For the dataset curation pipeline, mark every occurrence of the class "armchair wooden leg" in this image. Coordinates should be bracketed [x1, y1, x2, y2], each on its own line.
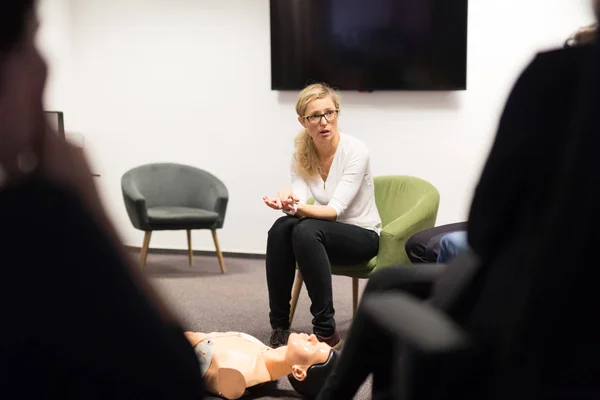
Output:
[186, 230, 193, 266]
[211, 229, 226, 274]
[352, 277, 359, 317]
[140, 231, 152, 268]
[290, 270, 304, 325]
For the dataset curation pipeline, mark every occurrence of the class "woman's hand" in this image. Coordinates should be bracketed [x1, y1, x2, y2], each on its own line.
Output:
[280, 196, 297, 213]
[263, 188, 299, 212]
[263, 195, 282, 210]
[277, 188, 299, 211]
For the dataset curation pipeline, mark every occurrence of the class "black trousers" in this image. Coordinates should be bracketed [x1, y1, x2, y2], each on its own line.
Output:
[405, 222, 468, 263]
[266, 215, 379, 336]
[315, 264, 445, 400]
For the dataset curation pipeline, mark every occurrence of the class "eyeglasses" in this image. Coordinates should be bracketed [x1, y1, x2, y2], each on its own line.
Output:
[303, 110, 339, 125]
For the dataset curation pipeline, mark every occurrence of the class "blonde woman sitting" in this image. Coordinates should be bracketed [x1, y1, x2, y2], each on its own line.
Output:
[262, 83, 382, 349]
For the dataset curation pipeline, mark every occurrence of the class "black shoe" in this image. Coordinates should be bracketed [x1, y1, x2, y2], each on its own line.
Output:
[316, 330, 343, 350]
[269, 327, 290, 348]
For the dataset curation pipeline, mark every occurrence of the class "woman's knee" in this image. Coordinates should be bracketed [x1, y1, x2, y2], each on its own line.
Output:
[291, 218, 322, 246]
[268, 215, 298, 237]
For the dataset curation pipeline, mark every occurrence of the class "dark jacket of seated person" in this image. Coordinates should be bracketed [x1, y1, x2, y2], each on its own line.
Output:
[316, 38, 600, 400]
[468, 43, 596, 264]
[0, 176, 205, 399]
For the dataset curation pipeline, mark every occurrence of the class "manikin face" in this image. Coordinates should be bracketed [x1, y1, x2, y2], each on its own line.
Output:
[285, 333, 331, 381]
[298, 96, 340, 147]
[0, 9, 48, 169]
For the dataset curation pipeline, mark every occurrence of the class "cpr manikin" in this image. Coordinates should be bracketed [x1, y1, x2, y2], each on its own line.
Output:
[184, 331, 339, 399]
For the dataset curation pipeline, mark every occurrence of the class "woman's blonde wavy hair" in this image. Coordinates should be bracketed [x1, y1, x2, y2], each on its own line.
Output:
[293, 83, 341, 179]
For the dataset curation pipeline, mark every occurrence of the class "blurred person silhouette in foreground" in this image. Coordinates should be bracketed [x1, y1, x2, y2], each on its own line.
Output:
[0, 2, 205, 398]
[316, 13, 600, 400]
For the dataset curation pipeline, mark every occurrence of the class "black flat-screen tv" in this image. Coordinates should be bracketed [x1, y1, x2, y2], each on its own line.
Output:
[270, 0, 468, 91]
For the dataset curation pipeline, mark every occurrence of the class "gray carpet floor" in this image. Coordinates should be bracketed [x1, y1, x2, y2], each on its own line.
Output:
[142, 251, 372, 399]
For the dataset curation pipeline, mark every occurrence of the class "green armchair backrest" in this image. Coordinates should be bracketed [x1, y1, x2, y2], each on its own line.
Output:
[375, 176, 438, 227]
[372, 175, 440, 270]
[318, 175, 440, 278]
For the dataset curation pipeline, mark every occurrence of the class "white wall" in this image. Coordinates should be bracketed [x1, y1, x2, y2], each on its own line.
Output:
[37, 0, 73, 113]
[41, 0, 594, 254]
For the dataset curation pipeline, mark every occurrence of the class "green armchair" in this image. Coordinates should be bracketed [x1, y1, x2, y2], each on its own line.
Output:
[289, 175, 440, 324]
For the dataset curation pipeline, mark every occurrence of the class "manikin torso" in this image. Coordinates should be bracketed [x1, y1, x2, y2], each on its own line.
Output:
[186, 331, 281, 399]
[185, 330, 331, 400]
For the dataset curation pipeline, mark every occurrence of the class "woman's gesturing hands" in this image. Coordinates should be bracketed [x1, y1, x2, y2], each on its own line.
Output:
[263, 188, 299, 213]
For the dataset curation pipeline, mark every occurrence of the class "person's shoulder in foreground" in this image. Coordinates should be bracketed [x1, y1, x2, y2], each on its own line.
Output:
[467, 43, 594, 260]
[536, 41, 593, 61]
[517, 43, 594, 116]
[525, 43, 593, 85]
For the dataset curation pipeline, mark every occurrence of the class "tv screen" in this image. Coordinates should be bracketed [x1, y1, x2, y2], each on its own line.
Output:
[270, 0, 468, 91]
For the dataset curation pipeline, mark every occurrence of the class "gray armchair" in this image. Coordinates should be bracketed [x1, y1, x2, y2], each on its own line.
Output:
[121, 163, 228, 272]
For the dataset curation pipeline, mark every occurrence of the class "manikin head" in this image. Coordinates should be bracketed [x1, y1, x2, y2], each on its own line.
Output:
[284, 332, 331, 380]
[285, 333, 339, 399]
